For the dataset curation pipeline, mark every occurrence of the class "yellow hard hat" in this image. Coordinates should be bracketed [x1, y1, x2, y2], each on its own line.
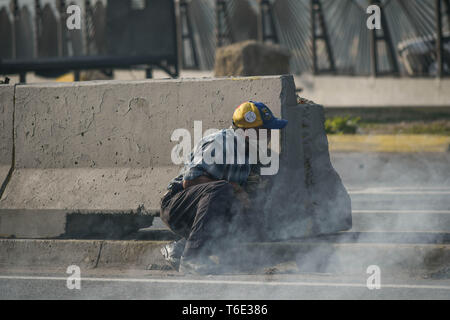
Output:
[232, 101, 288, 129]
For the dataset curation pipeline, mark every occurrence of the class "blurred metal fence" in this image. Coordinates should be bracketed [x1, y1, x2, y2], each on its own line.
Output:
[181, 0, 449, 77]
[0, 0, 179, 81]
[1, 0, 449, 79]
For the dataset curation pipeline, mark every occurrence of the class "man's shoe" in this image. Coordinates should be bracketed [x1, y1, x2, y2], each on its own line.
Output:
[160, 239, 186, 270]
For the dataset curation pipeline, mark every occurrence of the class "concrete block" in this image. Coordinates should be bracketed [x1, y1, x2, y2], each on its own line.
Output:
[2, 76, 290, 206]
[0, 85, 14, 198]
[0, 76, 299, 237]
[261, 103, 352, 240]
[302, 104, 352, 235]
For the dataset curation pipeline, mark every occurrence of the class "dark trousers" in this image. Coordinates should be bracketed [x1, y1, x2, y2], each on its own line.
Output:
[160, 180, 242, 259]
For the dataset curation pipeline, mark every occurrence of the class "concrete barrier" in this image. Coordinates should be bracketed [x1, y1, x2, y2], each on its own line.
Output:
[0, 85, 14, 198]
[0, 75, 351, 239]
[261, 103, 352, 240]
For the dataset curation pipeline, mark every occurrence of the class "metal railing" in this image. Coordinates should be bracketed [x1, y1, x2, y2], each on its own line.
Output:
[0, 0, 179, 82]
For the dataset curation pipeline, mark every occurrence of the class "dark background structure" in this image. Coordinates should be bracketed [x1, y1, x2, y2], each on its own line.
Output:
[0, 0, 449, 81]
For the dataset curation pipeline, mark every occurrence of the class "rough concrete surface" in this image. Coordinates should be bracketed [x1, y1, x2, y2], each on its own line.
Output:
[95, 240, 169, 269]
[0, 85, 14, 197]
[261, 103, 351, 239]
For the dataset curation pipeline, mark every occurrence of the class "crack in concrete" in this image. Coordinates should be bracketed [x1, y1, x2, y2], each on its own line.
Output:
[94, 241, 104, 269]
[0, 84, 16, 200]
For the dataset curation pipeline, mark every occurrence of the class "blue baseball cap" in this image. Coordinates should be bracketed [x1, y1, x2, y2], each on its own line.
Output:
[250, 101, 288, 129]
[233, 101, 288, 129]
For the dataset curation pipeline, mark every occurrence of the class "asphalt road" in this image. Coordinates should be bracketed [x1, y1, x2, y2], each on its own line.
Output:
[1, 152, 449, 300]
[1, 270, 449, 300]
[331, 152, 450, 189]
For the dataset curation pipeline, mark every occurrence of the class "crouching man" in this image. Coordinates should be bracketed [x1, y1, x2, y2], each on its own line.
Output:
[159, 101, 288, 275]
